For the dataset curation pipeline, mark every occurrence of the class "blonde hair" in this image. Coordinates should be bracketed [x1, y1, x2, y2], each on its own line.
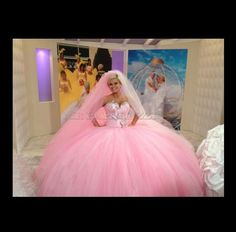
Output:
[107, 74, 121, 85]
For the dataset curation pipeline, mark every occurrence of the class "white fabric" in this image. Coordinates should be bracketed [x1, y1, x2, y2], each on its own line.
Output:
[196, 124, 224, 196]
[142, 81, 166, 117]
[140, 77, 173, 130]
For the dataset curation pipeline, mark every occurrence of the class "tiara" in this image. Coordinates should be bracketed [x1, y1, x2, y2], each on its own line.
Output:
[109, 73, 118, 79]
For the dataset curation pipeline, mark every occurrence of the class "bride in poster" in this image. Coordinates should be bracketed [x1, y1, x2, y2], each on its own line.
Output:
[131, 57, 184, 130]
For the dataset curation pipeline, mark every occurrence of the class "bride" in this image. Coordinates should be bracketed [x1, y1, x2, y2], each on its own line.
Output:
[34, 70, 204, 196]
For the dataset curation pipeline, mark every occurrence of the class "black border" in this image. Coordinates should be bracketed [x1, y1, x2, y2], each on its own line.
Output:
[1, 22, 230, 214]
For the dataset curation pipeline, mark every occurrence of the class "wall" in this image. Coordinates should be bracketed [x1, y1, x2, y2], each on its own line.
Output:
[112, 50, 124, 72]
[192, 39, 224, 137]
[13, 112, 16, 150]
[13, 39, 30, 152]
[23, 39, 61, 137]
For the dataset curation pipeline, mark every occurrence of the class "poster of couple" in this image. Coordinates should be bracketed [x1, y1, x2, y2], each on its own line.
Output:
[128, 49, 188, 130]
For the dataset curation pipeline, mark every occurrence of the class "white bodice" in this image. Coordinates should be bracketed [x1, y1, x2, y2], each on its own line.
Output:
[104, 101, 131, 128]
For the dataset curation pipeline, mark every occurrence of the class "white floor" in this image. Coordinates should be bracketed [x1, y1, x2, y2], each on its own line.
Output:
[13, 134, 54, 197]
[19, 134, 55, 168]
[13, 131, 204, 197]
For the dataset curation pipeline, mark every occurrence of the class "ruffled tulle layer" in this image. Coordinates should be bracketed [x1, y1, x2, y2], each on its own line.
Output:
[34, 119, 204, 196]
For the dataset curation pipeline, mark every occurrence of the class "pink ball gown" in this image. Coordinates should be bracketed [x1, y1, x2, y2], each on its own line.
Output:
[34, 100, 204, 196]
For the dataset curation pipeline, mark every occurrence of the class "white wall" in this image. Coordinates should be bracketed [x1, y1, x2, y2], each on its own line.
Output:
[192, 39, 224, 137]
[13, 39, 31, 152]
[13, 112, 16, 150]
[23, 39, 61, 137]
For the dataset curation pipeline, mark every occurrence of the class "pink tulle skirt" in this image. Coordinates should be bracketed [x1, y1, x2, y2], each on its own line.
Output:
[34, 119, 204, 196]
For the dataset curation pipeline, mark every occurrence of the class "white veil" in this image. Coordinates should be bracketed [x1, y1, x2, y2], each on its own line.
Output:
[114, 70, 146, 118]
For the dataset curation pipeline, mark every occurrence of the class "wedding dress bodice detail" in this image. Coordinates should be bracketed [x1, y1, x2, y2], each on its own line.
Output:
[104, 101, 131, 128]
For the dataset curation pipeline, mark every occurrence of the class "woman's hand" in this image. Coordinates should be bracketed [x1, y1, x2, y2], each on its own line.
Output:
[92, 118, 101, 127]
[128, 122, 136, 127]
[128, 114, 139, 127]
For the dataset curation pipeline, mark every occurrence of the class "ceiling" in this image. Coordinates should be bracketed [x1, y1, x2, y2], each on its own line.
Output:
[79, 38, 161, 45]
[63, 38, 201, 49]
[64, 38, 163, 47]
